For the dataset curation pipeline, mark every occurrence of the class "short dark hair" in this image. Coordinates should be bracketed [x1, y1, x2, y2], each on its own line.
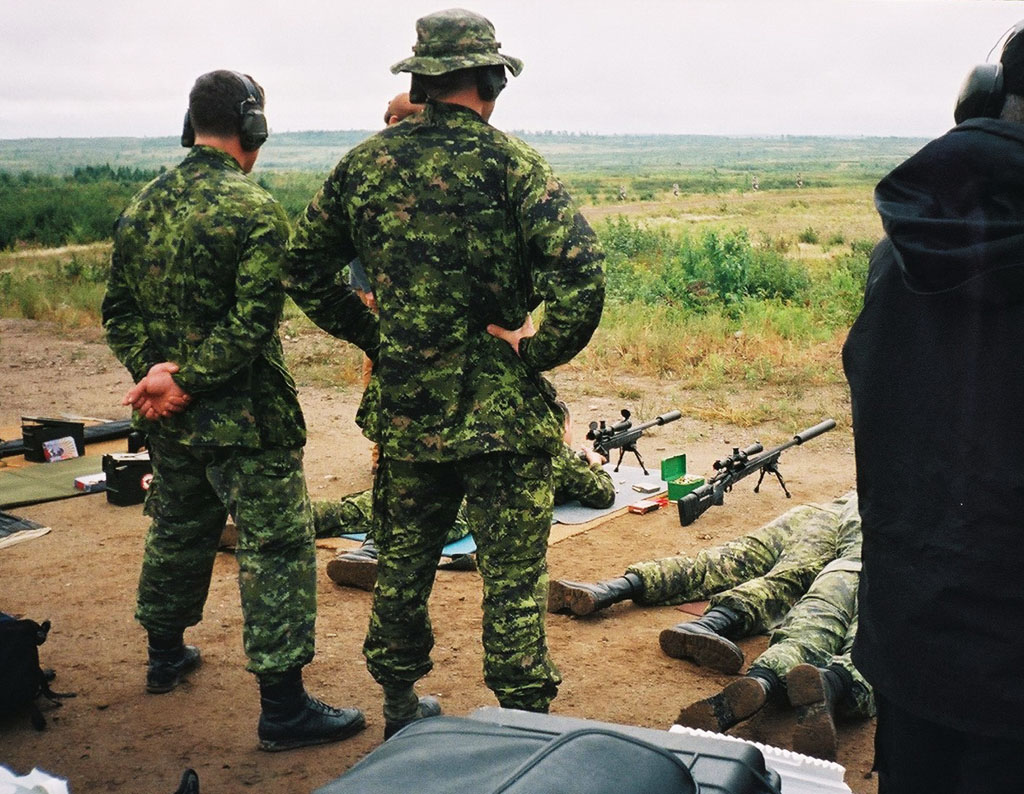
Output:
[188, 70, 264, 138]
[416, 67, 479, 100]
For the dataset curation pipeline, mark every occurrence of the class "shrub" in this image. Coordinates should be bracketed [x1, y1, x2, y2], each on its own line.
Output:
[797, 227, 820, 244]
[599, 219, 810, 312]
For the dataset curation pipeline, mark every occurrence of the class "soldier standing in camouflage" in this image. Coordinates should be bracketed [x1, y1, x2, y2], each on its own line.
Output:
[287, 9, 604, 737]
[318, 402, 616, 589]
[102, 70, 375, 751]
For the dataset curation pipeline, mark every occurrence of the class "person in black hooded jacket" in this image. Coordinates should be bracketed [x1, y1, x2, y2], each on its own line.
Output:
[842, 22, 1024, 794]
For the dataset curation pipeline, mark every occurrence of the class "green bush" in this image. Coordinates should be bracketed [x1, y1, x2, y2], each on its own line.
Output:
[807, 249, 870, 328]
[599, 218, 810, 312]
[797, 227, 820, 244]
[0, 170, 153, 249]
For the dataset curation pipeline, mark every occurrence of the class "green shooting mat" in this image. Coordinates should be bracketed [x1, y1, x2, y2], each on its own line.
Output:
[0, 456, 105, 509]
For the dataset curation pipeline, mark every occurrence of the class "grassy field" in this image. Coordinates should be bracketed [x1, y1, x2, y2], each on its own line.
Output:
[0, 133, 898, 428]
[0, 130, 925, 176]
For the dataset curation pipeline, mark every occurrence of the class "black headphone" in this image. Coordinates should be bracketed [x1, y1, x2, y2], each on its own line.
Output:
[476, 65, 507, 102]
[408, 74, 427, 105]
[954, 21, 1024, 124]
[181, 71, 269, 151]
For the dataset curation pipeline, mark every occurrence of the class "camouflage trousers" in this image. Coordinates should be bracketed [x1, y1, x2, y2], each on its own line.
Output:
[628, 493, 857, 635]
[755, 558, 874, 719]
[364, 452, 561, 711]
[753, 495, 873, 718]
[313, 489, 467, 545]
[138, 438, 317, 675]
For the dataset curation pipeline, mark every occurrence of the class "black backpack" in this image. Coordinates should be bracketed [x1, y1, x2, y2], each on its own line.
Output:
[0, 614, 75, 729]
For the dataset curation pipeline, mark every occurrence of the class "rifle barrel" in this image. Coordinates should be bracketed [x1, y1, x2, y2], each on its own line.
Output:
[632, 410, 682, 433]
[678, 418, 836, 526]
[794, 418, 836, 444]
[732, 419, 836, 474]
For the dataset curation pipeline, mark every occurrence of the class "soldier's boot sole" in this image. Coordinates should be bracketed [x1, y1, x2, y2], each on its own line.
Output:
[326, 556, 378, 592]
[787, 664, 838, 760]
[547, 581, 598, 615]
[674, 676, 767, 733]
[659, 625, 744, 673]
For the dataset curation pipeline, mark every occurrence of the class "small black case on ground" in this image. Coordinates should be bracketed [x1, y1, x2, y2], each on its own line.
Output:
[102, 452, 152, 506]
[20, 417, 85, 463]
[314, 708, 781, 794]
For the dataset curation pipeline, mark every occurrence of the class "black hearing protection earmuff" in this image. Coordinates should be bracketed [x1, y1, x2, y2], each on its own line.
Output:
[181, 71, 269, 151]
[954, 20, 1024, 124]
[476, 65, 507, 102]
[408, 74, 427, 105]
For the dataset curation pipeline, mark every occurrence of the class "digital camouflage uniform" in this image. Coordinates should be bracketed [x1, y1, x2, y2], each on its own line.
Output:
[288, 68, 605, 707]
[632, 492, 873, 718]
[313, 443, 616, 540]
[751, 494, 873, 719]
[629, 496, 848, 635]
[102, 146, 374, 676]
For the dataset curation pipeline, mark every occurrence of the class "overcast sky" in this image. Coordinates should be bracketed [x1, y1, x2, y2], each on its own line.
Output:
[4, 0, 1024, 140]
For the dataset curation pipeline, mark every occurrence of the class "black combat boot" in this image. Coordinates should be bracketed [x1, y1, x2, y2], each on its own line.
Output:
[146, 632, 201, 694]
[326, 538, 379, 592]
[674, 666, 780, 733]
[257, 668, 366, 751]
[171, 769, 200, 794]
[658, 606, 746, 673]
[382, 685, 443, 740]
[548, 573, 643, 616]
[787, 663, 850, 761]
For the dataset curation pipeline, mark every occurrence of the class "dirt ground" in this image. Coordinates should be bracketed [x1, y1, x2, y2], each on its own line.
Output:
[0, 317, 876, 793]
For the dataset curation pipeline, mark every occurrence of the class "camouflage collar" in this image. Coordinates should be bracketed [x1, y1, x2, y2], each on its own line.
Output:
[424, 98, 489, 125]
[185, 145, 245, 174]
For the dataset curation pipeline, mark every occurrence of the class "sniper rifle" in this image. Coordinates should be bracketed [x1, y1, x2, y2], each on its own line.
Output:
[677, 418, 836, 526]
[586, 409, 682, 475]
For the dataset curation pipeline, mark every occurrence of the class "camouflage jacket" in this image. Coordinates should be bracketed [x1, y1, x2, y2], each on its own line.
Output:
[552, 445, 615, 509]
[288, 100, 605, 462]
[103, 146, 340, 448]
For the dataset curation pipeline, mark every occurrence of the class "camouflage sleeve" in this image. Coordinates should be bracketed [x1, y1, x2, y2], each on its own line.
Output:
[102, 238, 161, 381]
[552, 443, 616, 509]
[512, 157, 605, 372]
[171, 203, 293, 394]
[285, 162, 379, 357]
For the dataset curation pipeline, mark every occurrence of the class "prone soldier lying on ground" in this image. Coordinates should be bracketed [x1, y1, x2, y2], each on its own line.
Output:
[550, 492, 872, 760]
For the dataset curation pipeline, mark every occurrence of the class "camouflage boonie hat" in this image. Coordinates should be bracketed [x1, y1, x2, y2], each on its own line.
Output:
[390, 8, 524, 77]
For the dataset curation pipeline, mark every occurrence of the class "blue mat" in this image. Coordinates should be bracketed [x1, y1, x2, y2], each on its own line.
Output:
[339, 532, 478, 557]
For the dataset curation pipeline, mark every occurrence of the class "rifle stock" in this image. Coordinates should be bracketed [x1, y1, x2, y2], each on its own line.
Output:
[677, 419, 836, 526]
